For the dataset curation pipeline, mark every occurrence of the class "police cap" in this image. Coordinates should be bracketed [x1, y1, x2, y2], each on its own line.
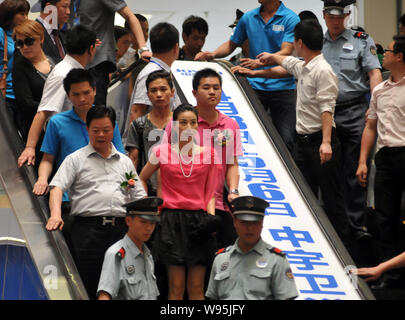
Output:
[230, 196, 269, 221]
[322, 0, 356, 16]
[123, 197, 163, 222]
[228, 9, 244, 28]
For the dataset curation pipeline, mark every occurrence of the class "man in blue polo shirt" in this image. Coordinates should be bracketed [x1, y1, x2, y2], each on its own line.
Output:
[32, 68, 125, 248]
[195, 0, 300, 152]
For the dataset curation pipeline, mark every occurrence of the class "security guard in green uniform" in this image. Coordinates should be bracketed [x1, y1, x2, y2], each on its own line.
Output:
[97, 197, 162, 300]
[205, 196, 299, 300]
[321, 0, 382, 243]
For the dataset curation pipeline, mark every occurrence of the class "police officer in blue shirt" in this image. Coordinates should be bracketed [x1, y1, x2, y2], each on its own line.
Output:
[206, 196, 298, 300]
[97, 197, 161, 300]
[321, 0, 382, 243]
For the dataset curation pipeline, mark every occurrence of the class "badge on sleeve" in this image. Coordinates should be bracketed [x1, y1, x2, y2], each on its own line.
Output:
[285, 268, 294, 280]
[126, 265, 135, 275]
[220, 262, 229, 271]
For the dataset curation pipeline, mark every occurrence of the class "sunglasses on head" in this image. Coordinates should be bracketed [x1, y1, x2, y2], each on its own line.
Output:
[15, 37, 36, 49]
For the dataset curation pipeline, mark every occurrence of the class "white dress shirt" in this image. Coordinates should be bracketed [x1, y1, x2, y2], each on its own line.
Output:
[282, 54, 338, 135]
[50, 143, 146, 217]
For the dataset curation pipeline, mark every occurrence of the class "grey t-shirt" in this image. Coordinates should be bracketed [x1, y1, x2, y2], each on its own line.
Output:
[125, 115, 166, 193]
[79, 0, 126, 69]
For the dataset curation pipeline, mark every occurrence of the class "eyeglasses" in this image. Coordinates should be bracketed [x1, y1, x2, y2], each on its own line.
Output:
[384, 49, 395, 53]
[15, 37, 36, 49]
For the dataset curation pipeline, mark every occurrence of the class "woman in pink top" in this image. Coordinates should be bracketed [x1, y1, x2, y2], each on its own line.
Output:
[139, 104, 220, 300]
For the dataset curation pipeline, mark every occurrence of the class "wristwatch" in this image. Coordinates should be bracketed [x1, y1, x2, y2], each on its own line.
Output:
[230, 189, 239, 195]
[139, 46, 150, 54]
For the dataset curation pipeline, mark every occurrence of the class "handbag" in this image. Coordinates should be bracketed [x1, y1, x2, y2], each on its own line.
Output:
[0, 30, 8, 98]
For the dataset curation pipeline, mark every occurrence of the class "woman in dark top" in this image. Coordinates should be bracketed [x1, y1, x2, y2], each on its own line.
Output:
[12, 19, 55, 141]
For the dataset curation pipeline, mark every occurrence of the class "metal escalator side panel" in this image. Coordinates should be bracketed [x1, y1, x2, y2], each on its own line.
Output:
[0, 97, 88, 300]
[171, 60, 374, 300]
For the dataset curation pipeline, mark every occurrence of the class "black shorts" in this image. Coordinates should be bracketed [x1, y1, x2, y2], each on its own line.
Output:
[153, 208, 217, 267]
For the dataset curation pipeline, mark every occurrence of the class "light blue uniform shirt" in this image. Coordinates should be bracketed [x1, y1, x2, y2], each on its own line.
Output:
[322, 29, 381, 102]
[41, 108, 125, 202]
[97, 234, 159, 300]
[206, 238, 299, 300]
[230, 2, 300, 92]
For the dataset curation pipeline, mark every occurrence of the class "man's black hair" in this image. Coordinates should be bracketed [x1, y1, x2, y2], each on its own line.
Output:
[63, 68, 96, 95]
[86, 105, 116, 128]
[150, 22, 179, 54]
[393, 35, 405, 63]
[146, 70, 173, 90]
[192, 68, 222, 91]
[182, 15, 208, 36]
[294, 19, 324, 51]
[65, 24, 97, 55]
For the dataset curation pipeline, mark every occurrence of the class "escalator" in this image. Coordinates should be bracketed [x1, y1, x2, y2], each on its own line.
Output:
[0, 57, 374, 300]
[170, 59, 375, 300]
[0, 96, 87, 300]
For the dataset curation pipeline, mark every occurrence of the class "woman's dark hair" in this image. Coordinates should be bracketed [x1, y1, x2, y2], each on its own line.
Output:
[65, 25, 97, 55]
[150, 22, 179, 54]
[146, 70, 173, 90]
[86, 105, 116, 128]
[393, 35, 405, 63]
[182, 15, 208, 36]
[298, 10, 319, 22]
[192, 68, 222, 90]
[294, 19, 324, 51]
[0, 0, 30, 29]
[173, 103, 198, 121]
[63, 68, 96, 95]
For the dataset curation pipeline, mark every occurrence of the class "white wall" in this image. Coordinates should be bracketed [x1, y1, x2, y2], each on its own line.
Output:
[124, 0, 328, 52]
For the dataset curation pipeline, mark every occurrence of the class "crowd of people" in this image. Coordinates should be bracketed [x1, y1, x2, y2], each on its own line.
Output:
[1, 0, 405, 300]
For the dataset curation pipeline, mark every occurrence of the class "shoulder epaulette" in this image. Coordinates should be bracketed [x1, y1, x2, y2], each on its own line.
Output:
[353, 31, 369, 40]
[116, 247, 126, 259]
[269, 247, 286, 257]
[216, 246, 230, 255]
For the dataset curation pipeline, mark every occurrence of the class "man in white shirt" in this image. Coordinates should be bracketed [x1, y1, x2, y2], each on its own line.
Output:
[356, 35, 405, 288]
[232, 19, 350, 246]
[47, 105, 146, 299]
[17, 24, 97, 168]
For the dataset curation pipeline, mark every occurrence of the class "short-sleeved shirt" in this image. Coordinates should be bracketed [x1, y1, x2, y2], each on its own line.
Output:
[164, 111, 243, 211]
[322, 29, 381, 103]
[0, 27, 15, 99]
[230, 2, 300, 92]
[150, 143, 220, 211]
[97, 234, 159, 300]
[368, 76, 405, 148]
[79, 0, 126, 70]
[37, 55, 83, 113]
[125, 115, 166, 193]
[206, 238, 298, 300]
[41, 108, 125, 201]
[50, 143, 146, 217]
[282, 54, 338, 135]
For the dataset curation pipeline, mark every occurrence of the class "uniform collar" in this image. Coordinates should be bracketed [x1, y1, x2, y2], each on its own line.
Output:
[233, 237, 266, 256]
[122, 234, 150, 257]
[325, 28, 351, 42]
